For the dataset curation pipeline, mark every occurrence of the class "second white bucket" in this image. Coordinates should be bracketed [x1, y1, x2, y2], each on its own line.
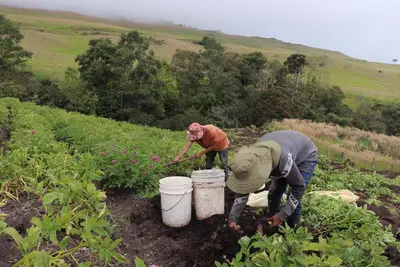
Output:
[159, 176, 193, 227]
[191, 169, 225, 220]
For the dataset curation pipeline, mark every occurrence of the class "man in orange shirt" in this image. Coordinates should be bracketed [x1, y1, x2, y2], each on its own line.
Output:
[174, 122, 230, 179]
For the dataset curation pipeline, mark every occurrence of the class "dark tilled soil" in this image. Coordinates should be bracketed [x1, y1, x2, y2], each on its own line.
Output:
[106, 188, 271, 267]
[356, 199, 400, 266]
[0, 126, 10, 155]
[1, 189, 399, 266]
[0, 194, 43, 267]
[392, 185, 400, 195]
[109, 187, 400, 267]
[362, 170, 400, 179]
[356, 200, 400, 236]
[227, 127, 267, 150]
[332, 164, 400, 180]
[1, 180, 398, 266]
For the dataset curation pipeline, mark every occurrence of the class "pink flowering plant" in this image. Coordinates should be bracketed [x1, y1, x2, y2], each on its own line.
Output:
[97, 140, 163, 194]
[12, 102, 202, 196]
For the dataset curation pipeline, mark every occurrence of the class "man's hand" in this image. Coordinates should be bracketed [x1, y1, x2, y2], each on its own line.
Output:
[228, 222, 243, 233]
[266, 215, 283, 227]
[195, 152, 203, 158]
[172, 157, 180, 163]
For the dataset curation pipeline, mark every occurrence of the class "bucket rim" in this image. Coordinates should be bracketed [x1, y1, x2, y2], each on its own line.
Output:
[191, 169, 224, 174]
[159, 176, 193, 186]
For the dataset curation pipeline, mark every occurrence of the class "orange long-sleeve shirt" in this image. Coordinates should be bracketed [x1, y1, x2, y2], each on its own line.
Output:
[193, 125, 230, 151]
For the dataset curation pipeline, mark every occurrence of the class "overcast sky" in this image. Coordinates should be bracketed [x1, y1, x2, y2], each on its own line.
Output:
[2, 0, 399, 63]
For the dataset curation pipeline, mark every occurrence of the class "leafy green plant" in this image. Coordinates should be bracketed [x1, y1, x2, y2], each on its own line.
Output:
[309, 165, 400, 200]
[216, 226, 342, 267]
[0, 98, 127, 265]
[0, 98, 202, 195]
[217, 158, 399, 267]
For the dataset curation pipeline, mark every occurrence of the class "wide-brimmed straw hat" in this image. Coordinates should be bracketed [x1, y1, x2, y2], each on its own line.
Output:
[227, 142, 275, 194]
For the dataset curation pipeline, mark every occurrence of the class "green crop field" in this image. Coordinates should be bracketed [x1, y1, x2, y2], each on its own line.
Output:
[0, 98, 399, 266]
[1, 5, 400, 104]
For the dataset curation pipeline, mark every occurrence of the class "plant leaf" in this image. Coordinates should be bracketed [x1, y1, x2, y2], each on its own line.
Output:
[86, 183, 96, 193]
[0, 221, 7, 230]
[60, 236, 71, 250]
[49, 231, 58, 244]
[325, 256, 342, 266]
[3, 227, 23, 245]
[98, 191, 107, 200]
[97, 203, 107, 219]
[59, 193, 69, 205]
[33, 251, 51, 267]
[238, 236, 251, 248]
[31, 216, 42, 227]
[111, 250, 128, 263]
[37, 181, 44, 191]
[43, 193, 58, 205]
[135, 256, 146, 267]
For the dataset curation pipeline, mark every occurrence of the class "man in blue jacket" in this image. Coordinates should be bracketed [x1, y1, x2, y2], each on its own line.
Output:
[227, 130, 318, 231]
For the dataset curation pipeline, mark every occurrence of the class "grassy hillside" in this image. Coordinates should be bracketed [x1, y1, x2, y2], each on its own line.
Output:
[1, 5, 400, 105]
[271, 119, 400, 171]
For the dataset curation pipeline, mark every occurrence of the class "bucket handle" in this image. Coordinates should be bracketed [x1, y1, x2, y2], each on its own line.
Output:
[162, 191, 188, 212]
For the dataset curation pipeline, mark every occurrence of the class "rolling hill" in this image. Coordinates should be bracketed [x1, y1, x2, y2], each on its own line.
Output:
[1, 5, 400, 106]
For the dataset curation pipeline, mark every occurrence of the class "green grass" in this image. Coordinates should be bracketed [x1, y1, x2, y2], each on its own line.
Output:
[312, 139, 400, 171]
[1, 5, 400, 102]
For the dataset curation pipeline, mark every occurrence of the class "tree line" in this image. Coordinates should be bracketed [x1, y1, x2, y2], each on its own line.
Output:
[1, 15, 399, 136]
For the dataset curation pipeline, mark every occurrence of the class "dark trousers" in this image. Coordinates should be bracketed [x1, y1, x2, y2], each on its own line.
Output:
[267, 160, 317, 228]
[205, 149, 229, 180]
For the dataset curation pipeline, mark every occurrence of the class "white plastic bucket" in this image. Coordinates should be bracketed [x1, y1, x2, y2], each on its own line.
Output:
[159, 176, 193, 227]
[191, 169, 225, 220]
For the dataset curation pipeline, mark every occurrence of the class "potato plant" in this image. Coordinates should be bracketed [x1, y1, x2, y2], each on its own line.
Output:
[0, 98, 204, 266]
[216, 227, 343, 267]
[1, 98, 202, 194]
[19, 100, 201, 195]
[309, 166, 400, 201]
[0, 98, 127, 266]
[217, 156, 400, 266]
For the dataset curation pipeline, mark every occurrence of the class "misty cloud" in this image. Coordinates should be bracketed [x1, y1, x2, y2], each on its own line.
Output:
[1, 0, 399, 63]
